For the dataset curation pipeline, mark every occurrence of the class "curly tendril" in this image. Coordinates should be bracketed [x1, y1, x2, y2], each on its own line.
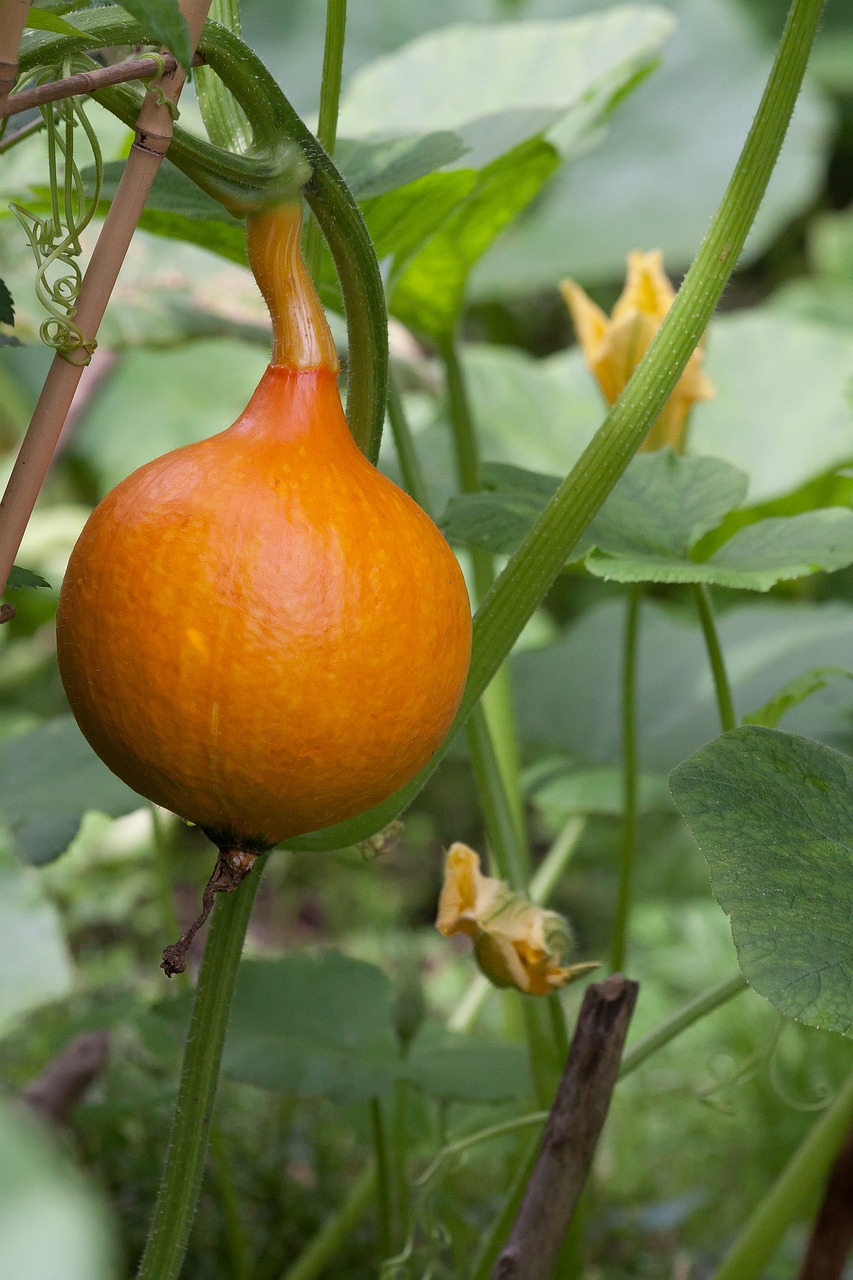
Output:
[10, 55, 104, 365]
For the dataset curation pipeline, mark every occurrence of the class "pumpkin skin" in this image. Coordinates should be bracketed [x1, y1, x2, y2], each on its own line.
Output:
[56, 210, 472, 850]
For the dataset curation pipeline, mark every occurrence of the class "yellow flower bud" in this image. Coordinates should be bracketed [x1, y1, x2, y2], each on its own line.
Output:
[561, 250, 714, 453]
[435, 843, 598, 996]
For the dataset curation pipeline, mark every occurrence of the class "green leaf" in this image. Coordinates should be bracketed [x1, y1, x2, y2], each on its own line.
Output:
[513, 599, 853, 773]
[0, 718, 144, 865]
[669, 728, 853, 1036]
[529, 766, 673, 818]
[444, 451, 749, 565]
[691, 310, 853, 503]
[24, 9, 84, 35]
[222, 954, 401, 1102]
[0, 849, 73, 1035]
[390, 138, 560, 338]
[119, 0, 193, 72]
[474, 0, 832, 294]
[745, 668, 853, 729]
[0, 1096, 115, 1279]
[338, 12, 676, 165]
[6, 565, 50, 591]
[85, 162, 247, 266]
[340, 10, 675, 335]
[0, 278, 14, 327]
[405, 1035, 531, 1103]
[588, 508, 853, 591]
[336, 132, 469, 200]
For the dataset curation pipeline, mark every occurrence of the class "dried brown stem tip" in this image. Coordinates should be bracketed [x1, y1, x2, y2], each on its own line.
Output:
[0, 603, 15, 624]
[161, 847, 257, 977]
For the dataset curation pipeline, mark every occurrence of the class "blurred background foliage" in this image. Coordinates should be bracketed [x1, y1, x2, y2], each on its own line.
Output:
[1, 0, 852, 1276]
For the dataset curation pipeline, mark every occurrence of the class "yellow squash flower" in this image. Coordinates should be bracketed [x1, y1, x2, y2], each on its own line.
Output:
[561, 249, 714, 453]
[435, 843, 598, 996]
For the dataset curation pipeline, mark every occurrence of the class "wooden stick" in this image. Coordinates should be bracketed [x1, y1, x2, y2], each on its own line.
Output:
[0, 0, 31, 109]
[493, 974, 639, 1280]
[0, 0, 214, 593]
[797, 1121, 853, 1280]
[1, 52, 204, 119]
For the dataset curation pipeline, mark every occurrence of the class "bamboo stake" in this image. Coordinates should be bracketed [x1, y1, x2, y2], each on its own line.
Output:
[0, 0, 31, 109]
[0, 0, 214, 593]
[1, 52, 205, 119]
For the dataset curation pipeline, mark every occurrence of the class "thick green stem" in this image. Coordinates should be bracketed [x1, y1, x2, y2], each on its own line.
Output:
[694, 583, 738, 732]
[136, 869, 261, 1280]
[387, 372, 432, 515]
[278, 1163, 377, 1280]
[709, 1063, 853, 1280]
[611, 587, 641, 974]
[369, 1098, 393, 1260]
[286, 0, 826, 852]
[306, 0, 346, 280]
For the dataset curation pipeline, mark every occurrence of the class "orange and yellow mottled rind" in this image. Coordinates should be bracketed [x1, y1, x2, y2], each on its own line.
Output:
[56, 366, 472, 847]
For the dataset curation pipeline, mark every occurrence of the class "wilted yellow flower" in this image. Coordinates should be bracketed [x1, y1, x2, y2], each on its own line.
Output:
[435, 843, 598, 996]
[561, 250, 714, 453]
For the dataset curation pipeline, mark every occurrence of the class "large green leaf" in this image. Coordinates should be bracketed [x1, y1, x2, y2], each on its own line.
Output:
[587, 508, 853, 590]
[338, 12, 676, 164]
[88, 163, 247, 266]
[388, 138, 560, 338]
[336, 132, 469, 200]
[221, 955, 536, 1103]
[405, 1035, 531, 1104]
[0, 849, 73, 1035]
[670, 728, 853, 1035]
[0, 1098, 115, 1280]
[338, 10, 675, 336]
[222, 954, 401, 1102]
[473, 0, 832, 294]
[0, 719, 144, 865]
[513, 600, 853, 772]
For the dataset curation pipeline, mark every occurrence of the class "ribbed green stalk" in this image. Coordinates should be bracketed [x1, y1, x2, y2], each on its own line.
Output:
[136, 871, 261, 1280]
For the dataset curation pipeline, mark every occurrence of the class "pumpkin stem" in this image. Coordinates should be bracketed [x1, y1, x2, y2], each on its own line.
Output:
[161, 846, 258, 977]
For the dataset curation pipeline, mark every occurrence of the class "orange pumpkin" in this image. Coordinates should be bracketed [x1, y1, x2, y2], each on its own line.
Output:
[56, 204, 472, 854]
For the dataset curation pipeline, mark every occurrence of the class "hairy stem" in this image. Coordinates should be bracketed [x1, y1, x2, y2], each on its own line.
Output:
[137, 869, 261, 1280]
